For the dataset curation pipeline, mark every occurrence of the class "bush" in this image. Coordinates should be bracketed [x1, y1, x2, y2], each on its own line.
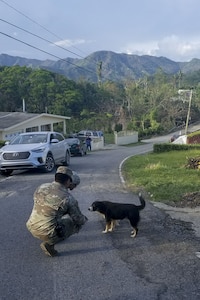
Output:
[153, 143, 200, 153]
[114, 123, 123, 132]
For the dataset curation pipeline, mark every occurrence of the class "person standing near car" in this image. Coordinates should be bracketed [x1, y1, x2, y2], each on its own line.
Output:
[26, 166, 87, 257]
[85, 135, 92, 151]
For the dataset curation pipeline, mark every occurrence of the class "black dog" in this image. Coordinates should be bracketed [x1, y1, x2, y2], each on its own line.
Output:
[88, 193, 145, 238]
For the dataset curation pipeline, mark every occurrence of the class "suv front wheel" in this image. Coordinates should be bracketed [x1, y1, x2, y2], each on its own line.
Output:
[63, 151, 70, 166]
[44, 153, 55, 172]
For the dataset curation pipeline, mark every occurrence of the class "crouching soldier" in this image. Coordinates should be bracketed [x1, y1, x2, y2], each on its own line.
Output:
[26, 166, 87, 257]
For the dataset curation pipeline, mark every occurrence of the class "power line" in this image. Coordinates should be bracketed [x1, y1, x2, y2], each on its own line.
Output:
[0, 0, 93, 60]
[0, 31, 96, 76]
[0, 18, 88, 61]
[0, 0, 111, 81]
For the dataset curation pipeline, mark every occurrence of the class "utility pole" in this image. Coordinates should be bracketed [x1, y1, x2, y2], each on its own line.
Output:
[178, 89, 193, 135]
[97, 61, 102, 86]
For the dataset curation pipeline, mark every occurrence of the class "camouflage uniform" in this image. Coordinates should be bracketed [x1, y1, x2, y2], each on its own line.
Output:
[26, 180, 87, 245]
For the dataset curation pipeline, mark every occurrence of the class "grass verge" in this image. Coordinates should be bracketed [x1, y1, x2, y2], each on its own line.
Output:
[104, 133, 114, 144]
[122, 149, 200, 205]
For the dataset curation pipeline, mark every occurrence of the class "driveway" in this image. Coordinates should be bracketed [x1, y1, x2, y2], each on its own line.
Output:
[0, 136, 199, 299]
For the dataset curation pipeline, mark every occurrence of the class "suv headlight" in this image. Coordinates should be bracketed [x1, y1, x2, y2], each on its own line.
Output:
[32, 147, 46, 153]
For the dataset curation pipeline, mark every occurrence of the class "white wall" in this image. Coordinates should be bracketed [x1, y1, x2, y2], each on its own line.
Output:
[114, 130, 138, 145]
[91, 137, 104, 150]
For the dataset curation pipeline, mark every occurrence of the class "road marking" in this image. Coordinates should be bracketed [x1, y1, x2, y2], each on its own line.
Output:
[119, 149, 152, 188]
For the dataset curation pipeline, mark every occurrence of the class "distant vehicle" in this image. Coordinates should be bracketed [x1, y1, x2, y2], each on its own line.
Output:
[66, 138, 87, 156]
[171, 134, 187, 144]
[170, 133, 181, 142]
[77, 130, 99, 138]
[0, 131, 71, 176]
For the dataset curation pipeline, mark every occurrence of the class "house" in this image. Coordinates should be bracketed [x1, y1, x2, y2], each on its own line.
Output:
[0, 112, 70, 141]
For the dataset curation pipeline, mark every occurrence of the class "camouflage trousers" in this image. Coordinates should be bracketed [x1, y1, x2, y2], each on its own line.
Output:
[27, 215, 79, 245]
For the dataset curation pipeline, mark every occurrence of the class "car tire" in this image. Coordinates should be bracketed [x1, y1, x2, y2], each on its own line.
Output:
[63, 151, 70, 166]
[44, 153, 55, 172]
[0, 169, 13, 176]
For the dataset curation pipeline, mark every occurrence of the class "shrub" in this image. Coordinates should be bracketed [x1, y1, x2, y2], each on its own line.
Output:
[153, 143, 200, 153]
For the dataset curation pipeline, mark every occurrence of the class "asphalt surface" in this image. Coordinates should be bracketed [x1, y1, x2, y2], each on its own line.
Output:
[0, 133, 200, 299]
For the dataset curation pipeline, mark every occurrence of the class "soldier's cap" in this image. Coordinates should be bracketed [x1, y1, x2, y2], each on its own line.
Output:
[56, 166, 73, 179]
[72, 171, 80, 185]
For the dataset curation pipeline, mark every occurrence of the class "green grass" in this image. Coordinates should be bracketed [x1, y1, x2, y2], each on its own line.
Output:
[122, 149, 200, 204]
[104, 133, 115, 144]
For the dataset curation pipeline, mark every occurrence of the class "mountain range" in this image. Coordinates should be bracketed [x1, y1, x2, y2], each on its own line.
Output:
[1, 51, 200, 83]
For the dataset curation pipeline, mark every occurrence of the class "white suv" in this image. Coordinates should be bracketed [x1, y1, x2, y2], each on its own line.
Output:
[0, 131, 71, 176]
[77, 130, 99, 137]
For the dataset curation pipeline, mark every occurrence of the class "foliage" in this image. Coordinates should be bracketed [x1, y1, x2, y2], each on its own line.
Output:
[104, 133, 115, 144]
[153, 143, 200, 153]
[1, 65, 200, 137]
[114, 123, 123, 132]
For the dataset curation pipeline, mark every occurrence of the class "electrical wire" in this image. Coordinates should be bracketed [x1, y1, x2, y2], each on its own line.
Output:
[0, 0, 96, 62]
[0, 0, 107, 82]
[0, 18, 89, 61]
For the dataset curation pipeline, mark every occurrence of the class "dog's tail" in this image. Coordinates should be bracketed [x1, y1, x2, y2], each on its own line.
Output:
[137, 192, 146, 210]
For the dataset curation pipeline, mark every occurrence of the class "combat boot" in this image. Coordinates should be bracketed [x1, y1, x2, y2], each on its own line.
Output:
[40, 242, 58, 257]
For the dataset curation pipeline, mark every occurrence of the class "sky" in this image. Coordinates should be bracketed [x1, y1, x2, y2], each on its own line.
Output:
[0, 0, 200, 62]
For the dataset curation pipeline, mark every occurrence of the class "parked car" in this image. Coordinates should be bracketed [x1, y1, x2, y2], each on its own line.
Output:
[0, 131, 71, 176]
[66, 137, 87, 156]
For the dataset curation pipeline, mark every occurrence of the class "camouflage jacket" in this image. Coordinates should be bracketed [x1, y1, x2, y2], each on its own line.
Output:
[26, 181, 86, 236]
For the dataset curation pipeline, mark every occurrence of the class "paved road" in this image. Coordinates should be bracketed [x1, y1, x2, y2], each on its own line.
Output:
[0, 140, 200, 300]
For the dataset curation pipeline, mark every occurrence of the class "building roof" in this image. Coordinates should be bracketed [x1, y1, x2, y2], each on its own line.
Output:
[0, 112, 70, 130]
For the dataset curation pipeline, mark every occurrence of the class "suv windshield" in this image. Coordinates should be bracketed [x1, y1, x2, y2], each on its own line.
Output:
[10, 133, 48, 145]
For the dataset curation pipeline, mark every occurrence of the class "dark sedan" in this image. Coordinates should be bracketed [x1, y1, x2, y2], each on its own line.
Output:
[66, 138, 87, 156]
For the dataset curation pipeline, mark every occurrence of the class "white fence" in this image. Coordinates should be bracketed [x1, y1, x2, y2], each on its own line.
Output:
[91, 137, 105, 150]
[88, 131, 138, 151]
[114, 130, 138, 145]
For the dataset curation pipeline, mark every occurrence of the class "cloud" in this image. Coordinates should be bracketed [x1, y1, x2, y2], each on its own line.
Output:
[120, 41, 158, 57]
[53, 39, 86, 48]
[121, 35, 200, 62]
[156, 35, 200, 62]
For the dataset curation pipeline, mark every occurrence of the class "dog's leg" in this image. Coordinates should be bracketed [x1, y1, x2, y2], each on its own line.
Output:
[102, 222, 110, 233]
[108, 220, 115, 232]
[131, 228, 138, 238]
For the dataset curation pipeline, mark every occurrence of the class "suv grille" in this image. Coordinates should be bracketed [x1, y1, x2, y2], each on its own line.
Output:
[3, 152, 30, 160]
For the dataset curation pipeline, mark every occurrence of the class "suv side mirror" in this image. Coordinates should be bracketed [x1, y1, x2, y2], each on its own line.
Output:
[51, 138, 59, 143]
